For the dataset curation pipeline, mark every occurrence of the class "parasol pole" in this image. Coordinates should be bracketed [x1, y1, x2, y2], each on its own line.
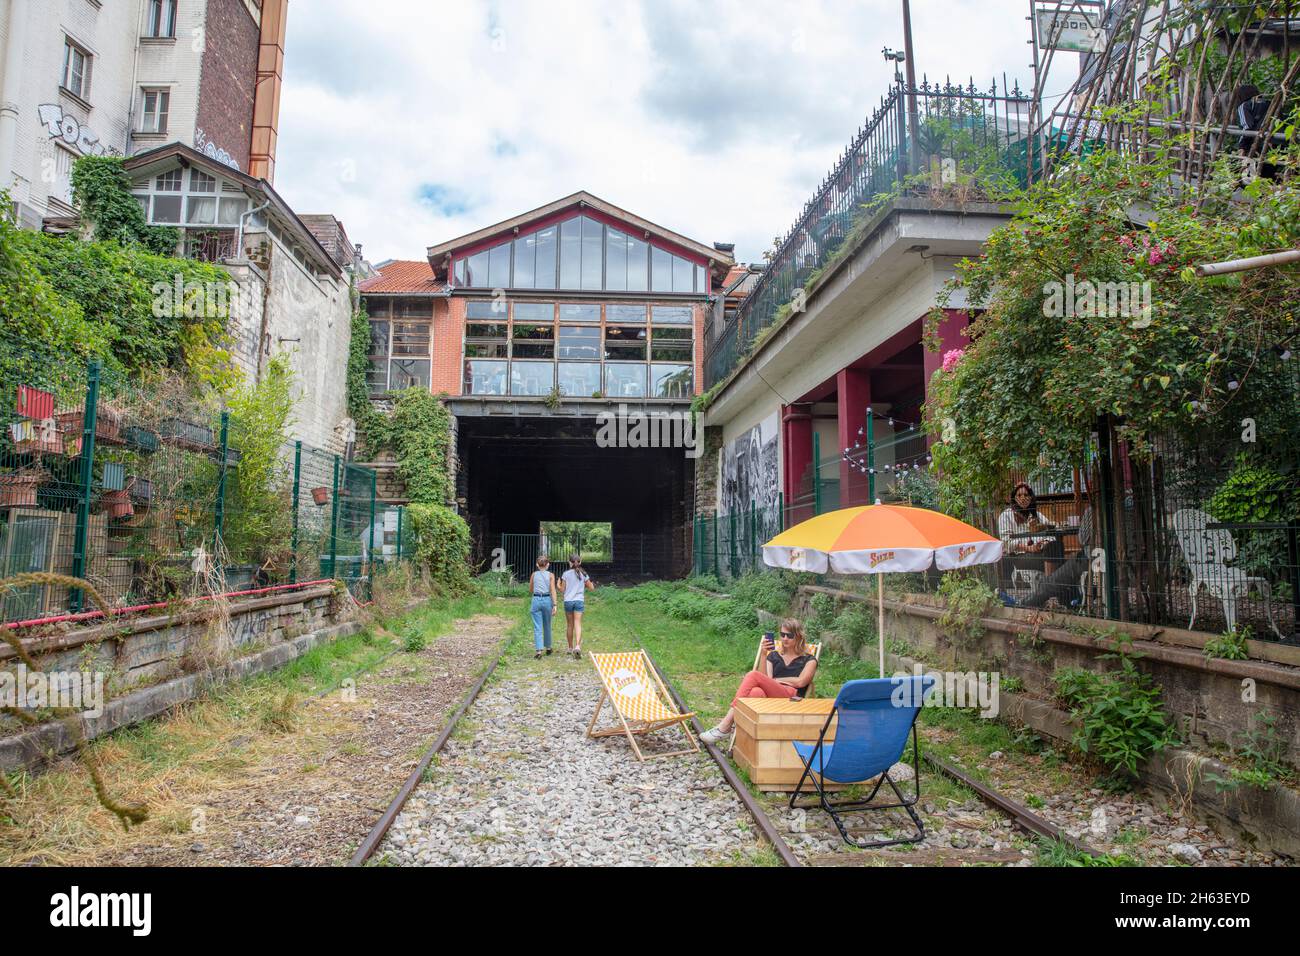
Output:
[877, 572, 886, 676]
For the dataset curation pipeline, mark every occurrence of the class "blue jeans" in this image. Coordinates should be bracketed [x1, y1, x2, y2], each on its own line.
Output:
[530, 596, 553, 650]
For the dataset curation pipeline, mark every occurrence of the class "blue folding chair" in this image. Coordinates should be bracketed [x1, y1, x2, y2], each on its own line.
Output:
[789, 675, 935, 848]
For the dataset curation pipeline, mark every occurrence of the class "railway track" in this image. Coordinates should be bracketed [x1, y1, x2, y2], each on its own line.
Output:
[349, 629, 1097, 867]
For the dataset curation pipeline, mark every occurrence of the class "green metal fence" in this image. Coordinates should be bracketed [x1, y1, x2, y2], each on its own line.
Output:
[0, 360, 410, 624]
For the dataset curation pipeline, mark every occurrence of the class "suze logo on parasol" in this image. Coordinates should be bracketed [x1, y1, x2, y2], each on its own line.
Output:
[957, 545, 977, 561]
[868, 551, 895, 569]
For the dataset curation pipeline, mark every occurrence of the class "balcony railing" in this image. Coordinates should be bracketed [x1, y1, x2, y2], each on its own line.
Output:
[704, 78, 1034, 389]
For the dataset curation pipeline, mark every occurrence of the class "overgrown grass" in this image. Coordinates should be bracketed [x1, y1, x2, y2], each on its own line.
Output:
[0, 591, 497, 865]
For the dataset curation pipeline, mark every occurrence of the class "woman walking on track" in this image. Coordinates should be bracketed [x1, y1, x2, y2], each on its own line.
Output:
[529, 555, 559, 659]
[560, 554, 595, 658]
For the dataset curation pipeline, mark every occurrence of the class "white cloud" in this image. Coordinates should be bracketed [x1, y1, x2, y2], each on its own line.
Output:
[274, 0, 1046, 264]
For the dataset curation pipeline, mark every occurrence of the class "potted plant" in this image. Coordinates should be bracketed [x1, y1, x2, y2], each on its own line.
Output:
[0, 466, 48, 508]
[56, 404, 123, 443]
[122, 424, 160, 453]
[99, 488, 134, 519]
[159, 417, 216, 452]
[311, 486, 330, 506]
[128, 475, 153, 506]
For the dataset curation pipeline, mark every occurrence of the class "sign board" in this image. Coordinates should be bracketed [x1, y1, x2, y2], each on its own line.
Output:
[1036, 7, 1103, 53]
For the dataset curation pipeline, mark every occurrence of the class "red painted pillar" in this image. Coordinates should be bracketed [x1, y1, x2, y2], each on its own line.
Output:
[782, 404, 814, 524]
[836, 367, 871, 507]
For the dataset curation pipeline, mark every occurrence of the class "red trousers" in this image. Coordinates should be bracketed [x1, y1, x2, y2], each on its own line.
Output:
[732, 670, 798, 708]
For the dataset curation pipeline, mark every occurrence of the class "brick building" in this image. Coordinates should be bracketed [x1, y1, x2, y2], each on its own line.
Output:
[359, 191, 735, 576]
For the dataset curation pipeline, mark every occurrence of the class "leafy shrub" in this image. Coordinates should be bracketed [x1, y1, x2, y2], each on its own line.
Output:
[1206, 456, 1299, 579]
[1053, 653, 1178, 777]
[686, 574, 723, 593]
[407, 503, 472, 593]
[1203, 627, 1250, 661]
[937, 571, 997, 647]
[831, 603, 877, 654]
[728, 572, 796, 616]
[666, 591, 712, 622]
[402, 626, 428, 653]
[804, 593, 837, 640]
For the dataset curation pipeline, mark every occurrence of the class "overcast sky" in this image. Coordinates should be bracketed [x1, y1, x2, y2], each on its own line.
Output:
[274, 0, 1062, 265]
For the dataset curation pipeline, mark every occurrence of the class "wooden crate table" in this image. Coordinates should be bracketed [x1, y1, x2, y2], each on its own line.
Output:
[732, 697, 847, 792]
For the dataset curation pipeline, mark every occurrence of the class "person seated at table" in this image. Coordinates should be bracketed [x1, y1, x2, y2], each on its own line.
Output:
[998, 482, 1065, 588]
[699, 619, 818, 747]
[1016, 504, 1093, 609]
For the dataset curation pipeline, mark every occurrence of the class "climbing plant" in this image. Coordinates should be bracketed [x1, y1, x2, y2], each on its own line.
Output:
[70, 156, 179, 255]
[364, 387, 453, 506]
[406, 503, 472, 593]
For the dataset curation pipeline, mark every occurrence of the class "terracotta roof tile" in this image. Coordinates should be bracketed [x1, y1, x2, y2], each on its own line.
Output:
[358, 260, 444, 295]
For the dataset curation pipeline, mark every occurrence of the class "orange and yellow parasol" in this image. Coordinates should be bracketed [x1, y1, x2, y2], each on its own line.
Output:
[762, 504, 1002, 674]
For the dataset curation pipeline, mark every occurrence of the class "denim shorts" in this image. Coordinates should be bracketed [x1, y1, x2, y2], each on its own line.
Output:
[564, 600, 585, 613]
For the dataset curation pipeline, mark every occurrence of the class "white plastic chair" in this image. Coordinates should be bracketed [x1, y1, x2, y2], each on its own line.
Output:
[1171, 509, 1281, 639]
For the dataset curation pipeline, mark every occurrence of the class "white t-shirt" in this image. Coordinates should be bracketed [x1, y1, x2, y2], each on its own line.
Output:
[561, 569, 589, 602]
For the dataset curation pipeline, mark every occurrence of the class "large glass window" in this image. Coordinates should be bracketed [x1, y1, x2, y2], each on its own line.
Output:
[605, 363, 646, 398]
[465, 360, 507, 395]
[510, 360, 554, 395]
[627, 235, 649, 292]
[557, 326, 599, 360]
[651, 327, 692, 362]
[581, 217, 603, 290]
[488, 242, 510, 288]
[652, 305, 692, 325]
[467, 299, 507, 319]
[559, 303, 599, 323]
[605, 227, 628, 292]
[651, 246, 672, 293]
[452, 216, 701, 293]
[465, 322, 507, 358]
[651, 364, 693, 398]
[605, 326, 647, 361]
[534, 226, 557, 289]
[559, 218, 581, 288]
[558, 363, 601, 397]
[608, 304, 646, 324]
[514, 302, 554, 322]
[511, 324, 553, 359]
[390, 359, 430, 390]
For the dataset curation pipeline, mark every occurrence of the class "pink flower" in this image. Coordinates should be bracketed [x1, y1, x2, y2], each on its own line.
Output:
[942, 349, 965, 373]
[1148, 248, 1164, 266]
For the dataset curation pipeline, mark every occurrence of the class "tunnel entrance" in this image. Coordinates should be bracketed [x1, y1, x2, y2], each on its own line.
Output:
[457, 414, 693, 580]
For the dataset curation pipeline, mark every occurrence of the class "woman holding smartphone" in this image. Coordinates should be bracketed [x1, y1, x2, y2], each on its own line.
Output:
[699, 619, 817, 746]
[560, 554, 595, 658]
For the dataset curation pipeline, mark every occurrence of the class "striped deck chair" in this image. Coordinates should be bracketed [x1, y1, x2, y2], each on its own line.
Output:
[587, 651, 700, 761]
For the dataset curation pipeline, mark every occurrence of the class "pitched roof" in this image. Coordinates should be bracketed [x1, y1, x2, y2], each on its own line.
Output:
[424, 191, 735, 269]
[123, 141, 343, 278]
[358, 259, 445, 295]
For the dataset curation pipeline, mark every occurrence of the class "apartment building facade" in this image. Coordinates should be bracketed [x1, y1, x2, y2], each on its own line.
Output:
[0, 0, 285, 227]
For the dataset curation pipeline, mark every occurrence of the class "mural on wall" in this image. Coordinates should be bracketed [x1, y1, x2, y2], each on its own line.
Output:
[37, 104, 120, 157]
[194, 128, 241, 171]
[720, 413, 779, 515]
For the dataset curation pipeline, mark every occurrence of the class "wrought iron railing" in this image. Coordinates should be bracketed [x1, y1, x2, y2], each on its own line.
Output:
[704, 78, 1034, 388]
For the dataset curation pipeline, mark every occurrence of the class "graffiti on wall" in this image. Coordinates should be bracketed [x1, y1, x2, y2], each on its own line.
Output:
[194, 128, 241, 171]
[37, 104, 121, 157]
[720, 413, 779, 515]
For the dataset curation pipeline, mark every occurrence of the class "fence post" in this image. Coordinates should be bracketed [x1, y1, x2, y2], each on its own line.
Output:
[368, 468, 377, 597]
[712, 510, 719, 578]
[866, 411, 876, 503]
[396, 505, 404, 563]
[214, 410, 230, 566]
[813, 431, 822, 515]
[1095, 417, 1120, 620]
[749, 499, 756, 569]
[70, 359, 101, 613]
[328, 454, 341, 579]
[289, 440, 302, 584]
[729, 509, 737, 578]
[778, 490, 785, 531]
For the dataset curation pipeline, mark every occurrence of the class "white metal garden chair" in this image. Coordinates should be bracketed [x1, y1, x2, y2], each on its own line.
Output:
[1171, 509, 1282, 639]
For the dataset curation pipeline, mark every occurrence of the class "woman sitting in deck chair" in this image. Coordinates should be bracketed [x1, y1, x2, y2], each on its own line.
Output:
[700, 619, 818, 746]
